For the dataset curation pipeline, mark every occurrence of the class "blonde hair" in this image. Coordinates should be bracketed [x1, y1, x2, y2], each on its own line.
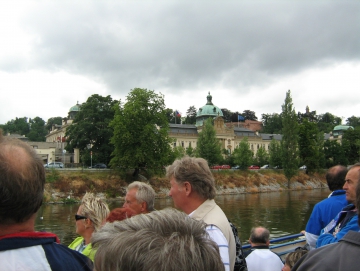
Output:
[80, 192, 109, 232]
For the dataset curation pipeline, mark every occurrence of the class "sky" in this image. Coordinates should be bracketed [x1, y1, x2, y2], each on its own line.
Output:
[1, 1, 359, 125]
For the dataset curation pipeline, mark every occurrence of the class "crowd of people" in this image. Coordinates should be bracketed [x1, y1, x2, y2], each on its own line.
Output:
[1, 130, 360, 271]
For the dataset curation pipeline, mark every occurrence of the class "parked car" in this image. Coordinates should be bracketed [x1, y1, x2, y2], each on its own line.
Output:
[299, 165, 307, 170]
[232, 165, 240, 169]
[221, 165, 231, 169]
[91, 163, 107, 169]
[248, 165, 260, 170]
[44, 162, 64, 168]
[210, 165, 222, 169]
[260, 165, 270, 169]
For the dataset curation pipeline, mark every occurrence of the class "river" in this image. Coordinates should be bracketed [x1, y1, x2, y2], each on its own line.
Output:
[35, 189, 330, 245]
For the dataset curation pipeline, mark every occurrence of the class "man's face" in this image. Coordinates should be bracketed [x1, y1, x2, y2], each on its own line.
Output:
[343, 167, 360, 203]
[123, 188, 145, 214]
[168, 177, 187, 210]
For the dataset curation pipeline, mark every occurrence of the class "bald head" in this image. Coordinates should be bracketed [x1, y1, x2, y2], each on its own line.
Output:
[326, 165, 347, 191]
[0, 130, 45, 225]
[249, 226, 270, 246]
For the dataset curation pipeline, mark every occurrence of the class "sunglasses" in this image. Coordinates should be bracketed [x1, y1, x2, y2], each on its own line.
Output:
[75, 214, 87, 221]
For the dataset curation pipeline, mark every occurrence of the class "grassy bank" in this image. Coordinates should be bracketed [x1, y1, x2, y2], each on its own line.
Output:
[44, 169, 327, 203]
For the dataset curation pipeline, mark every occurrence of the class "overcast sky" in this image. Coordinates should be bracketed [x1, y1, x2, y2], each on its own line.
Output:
[1, 1, 359, 125]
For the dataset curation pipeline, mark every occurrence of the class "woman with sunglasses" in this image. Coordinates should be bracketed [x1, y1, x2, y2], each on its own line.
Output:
[68, 192, 110, 261]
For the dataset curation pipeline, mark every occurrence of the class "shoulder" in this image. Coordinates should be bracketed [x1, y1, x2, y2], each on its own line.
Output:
[68, 237, 84, 249]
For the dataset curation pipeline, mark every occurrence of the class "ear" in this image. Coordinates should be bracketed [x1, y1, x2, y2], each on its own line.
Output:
[184, 182, 192, 196]
[84, 218, 93, 228]
[141, 201, 147, 213]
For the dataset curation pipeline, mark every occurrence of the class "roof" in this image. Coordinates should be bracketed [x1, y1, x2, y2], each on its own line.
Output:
[69, 102, 81, 112]
[196, 92, 223, 117]
[333, 125, 353, 131]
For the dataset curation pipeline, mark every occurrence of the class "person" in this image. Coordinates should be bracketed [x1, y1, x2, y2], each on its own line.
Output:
[166, 156, 236, 271]
[123, 181, 156, 214]
[303, 165, 348, 250]
[244, 227, 283, 271]
[68, 192, 109, 261]
[106, 207, 136, 223]
[292, 166, 360, 271]
[91, 208, 225, 271]
[0, 130, 93, 271]
[316, 163, 360, 248]
[281, 250, 308, 271]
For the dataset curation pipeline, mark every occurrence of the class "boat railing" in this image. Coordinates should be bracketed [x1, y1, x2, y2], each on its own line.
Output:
[242, 233, 306, 260]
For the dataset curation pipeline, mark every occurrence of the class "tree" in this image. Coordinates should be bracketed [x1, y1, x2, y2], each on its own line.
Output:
[261, 113, 283, 134]
[281, 90, 299, 187]
[184, 106, 197, 124]
[242, 110, 258, 121]
[317, 112, 342, 133]
[232, 137, 253, 169]
[45, 117, 62, 132]
[269, 139, 282, 168]
[323, 140, 348, 168]
[186, 145, 195, 157]
[110, 88, 173, 178]
[346, 116, 360, 128]
[195, 118, 223, 165]
[221, 108, 233, 122]
[342, 128, 360, 164]
[254, 146, 269, 167]
[2, 117, 29, 135]
[28, 117, 47, 141]
[172, 146, 186, 160]
[65, 94, 118, 166]
[298, 118, 322, 173]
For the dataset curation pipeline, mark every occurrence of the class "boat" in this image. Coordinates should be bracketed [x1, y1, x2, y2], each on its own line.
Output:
[242, 233, 306, 260]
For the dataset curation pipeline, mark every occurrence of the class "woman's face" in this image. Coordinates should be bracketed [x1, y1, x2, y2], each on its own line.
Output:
[282, 263, 291, 271]
[75, 205, 87, 236]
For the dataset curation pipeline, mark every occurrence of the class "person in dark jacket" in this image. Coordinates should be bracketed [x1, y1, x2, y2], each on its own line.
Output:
[0, 130, 93, 271]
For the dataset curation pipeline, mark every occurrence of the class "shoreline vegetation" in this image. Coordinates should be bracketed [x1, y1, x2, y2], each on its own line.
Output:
[44, 169, 327, 204]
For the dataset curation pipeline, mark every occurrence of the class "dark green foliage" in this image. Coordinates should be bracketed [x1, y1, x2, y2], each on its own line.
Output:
[2, 117, 30, 135]
[232, 137, 254, 169]
[342, 128, 360, 165]
[346, 116, 360, 128]
[317, 112, 342, 133]
[254, 146, 269, 167]
[65, 94, 117, 166]
[110, 88, 173, 178]
[183, 106, 197, 124]
[195, 118, 223, 165]
[281, 90, 299, 187]
[242, 110, 258, 121]
[28, 117, 47, 141]
[261, 113, 283, 134]
[323, 140, 348, 168]
[45, 117, 62, 132]
[269, 139, 282, 168]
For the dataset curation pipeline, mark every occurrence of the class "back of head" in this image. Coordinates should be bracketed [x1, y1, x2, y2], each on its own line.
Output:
[285, 250, 308, 269]
[326, 165, 348, 191]
[249, 227, 270, 245]
[356, 174, 360, 226]
[92, 208, 225, 271]
[165, 156, 216, 200]
[106, 207, 136, 223]
[127, 181, 156, 211]
[80, 192, 110, 232]
[0, 130, 45, 225]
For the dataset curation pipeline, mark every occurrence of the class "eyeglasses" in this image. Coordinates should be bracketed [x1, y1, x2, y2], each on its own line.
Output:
[75, 214, 87, 221]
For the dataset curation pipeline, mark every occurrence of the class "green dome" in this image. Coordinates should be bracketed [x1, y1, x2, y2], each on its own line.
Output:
[196, 92, 223, 126]
[333, 125, 353, 131]
[69, 102, 81, 112]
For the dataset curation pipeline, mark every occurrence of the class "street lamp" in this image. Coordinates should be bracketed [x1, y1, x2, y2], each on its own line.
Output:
[87, 144, 92, 168]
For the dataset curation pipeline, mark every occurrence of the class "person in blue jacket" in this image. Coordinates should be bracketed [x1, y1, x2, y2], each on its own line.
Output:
[303, 165, 348, 250]
[316, 163, 360, 248]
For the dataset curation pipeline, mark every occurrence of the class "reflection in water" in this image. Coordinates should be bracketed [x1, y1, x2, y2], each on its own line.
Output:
[35, 189, 330, 245]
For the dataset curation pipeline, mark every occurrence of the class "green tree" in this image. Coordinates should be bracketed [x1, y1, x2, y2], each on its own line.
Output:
[28, 117, 47, 141]
[242, 110, 258, 121]
[232, 137, 253, 169]
[195, 118, 223, 165]
[298, 118, 322, 172]
[184, 106, 197, 124]
[65, 94, 117, 165]
[346, 116, 360, 128]
[172, 146, 186, 159]
[323, 140, 348, 168]
[221, 108, 233, 122]
[261, 113, 283, 134]
[268, 139, 282, 168]
[110, 88, 173, 178]
[186, 145, 195, 157]
[281, 90, 299, 187]
[45, 117, 62, 132]
[342, 128, 360, 164]
[317, 112, 342, 133]
[254, 146, 269, 167]
[2, 117, 30, 135]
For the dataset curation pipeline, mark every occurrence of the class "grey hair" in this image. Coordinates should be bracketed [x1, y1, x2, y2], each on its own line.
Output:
[127, 181, 156, 211]
[80, 192, 110, 232]
[165, 156, 216, 200]
[92, 208, 225, 271]
[249, 226, 270, 244]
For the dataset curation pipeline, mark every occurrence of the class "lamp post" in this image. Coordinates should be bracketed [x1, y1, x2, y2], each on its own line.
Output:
[87, 144, 92, 168]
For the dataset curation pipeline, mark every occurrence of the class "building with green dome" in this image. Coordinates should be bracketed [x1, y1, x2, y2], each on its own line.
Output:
[196, 92, 224, 126]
